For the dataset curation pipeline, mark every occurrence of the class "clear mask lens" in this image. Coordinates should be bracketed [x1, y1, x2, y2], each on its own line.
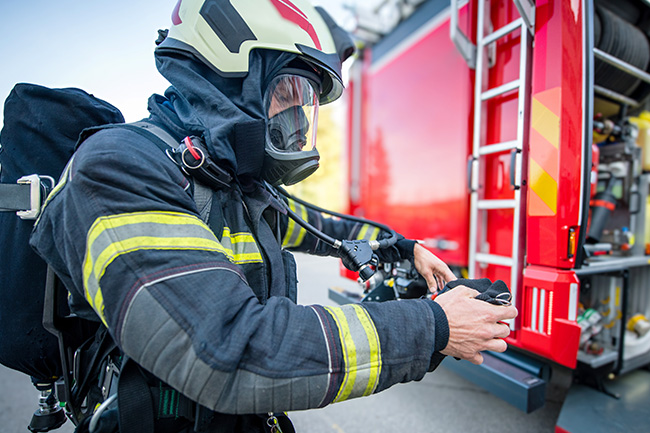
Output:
[265, 75, 319, 153]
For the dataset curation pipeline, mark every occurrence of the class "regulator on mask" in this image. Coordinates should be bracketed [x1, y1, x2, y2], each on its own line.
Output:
[262, 69, 321, 186]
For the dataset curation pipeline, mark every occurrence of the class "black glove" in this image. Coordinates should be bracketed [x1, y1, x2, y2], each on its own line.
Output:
[440, 278, 512, 305]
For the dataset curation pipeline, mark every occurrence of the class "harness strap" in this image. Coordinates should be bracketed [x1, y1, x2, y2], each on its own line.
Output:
[95, 122, 180, 154]
[194, 181, 213, 223]
[117, 358, 155, 433]
[0, 183, 30, 210]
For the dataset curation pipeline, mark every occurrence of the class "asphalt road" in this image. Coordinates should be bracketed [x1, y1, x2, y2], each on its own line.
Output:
[0, 253, 565, 433]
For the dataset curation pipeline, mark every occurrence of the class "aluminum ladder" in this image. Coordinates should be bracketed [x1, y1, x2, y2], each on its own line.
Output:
[451, 0, 535, 325]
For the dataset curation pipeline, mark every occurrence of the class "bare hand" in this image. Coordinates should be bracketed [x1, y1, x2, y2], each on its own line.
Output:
[413, 243, 456, 291]
[434, 285, 518, 364]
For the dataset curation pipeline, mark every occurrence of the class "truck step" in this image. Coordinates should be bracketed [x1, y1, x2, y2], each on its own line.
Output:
[442, 351, 546, 413]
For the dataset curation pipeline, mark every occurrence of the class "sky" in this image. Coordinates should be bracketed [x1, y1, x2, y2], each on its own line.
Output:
[0, 0, 353, 123]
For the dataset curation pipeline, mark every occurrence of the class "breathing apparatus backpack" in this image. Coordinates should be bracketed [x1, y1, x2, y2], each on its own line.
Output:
[0, 83, 124, 430]
[0, 83, 202, 433]
[0, 82, 392, 433]
[0, 83, 125, 379]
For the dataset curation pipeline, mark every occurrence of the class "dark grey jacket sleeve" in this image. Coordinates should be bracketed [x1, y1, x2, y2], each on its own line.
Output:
[30, 128, 448, 414]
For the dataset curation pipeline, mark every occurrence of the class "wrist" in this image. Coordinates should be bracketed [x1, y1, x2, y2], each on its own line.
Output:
[395, 238, 417, 259]
[424, 298, 449, 352]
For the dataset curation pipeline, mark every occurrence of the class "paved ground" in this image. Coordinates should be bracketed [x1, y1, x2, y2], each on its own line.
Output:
[0, 253, 565, 432]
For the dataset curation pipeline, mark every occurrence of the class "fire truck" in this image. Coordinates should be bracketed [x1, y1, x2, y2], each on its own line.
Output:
[328, 0, 650, 430]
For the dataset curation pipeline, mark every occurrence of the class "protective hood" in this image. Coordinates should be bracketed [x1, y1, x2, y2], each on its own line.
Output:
[154, 45, 297, 180]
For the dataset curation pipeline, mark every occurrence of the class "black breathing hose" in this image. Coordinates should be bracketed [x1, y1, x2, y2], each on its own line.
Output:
[275, 185, 398, 250]
[282, 200, 340, 248]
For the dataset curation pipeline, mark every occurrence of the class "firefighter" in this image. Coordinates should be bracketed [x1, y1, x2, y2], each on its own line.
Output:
[30, 0, 517, 431]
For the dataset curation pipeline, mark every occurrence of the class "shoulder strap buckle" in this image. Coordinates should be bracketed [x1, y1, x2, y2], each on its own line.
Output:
[0, 174, 56, 220]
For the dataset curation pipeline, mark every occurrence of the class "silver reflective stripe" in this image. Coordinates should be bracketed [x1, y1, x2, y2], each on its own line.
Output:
[220, 227, 263, 264]
[356, 223, 380, 241]
[324, 304, 382, 402]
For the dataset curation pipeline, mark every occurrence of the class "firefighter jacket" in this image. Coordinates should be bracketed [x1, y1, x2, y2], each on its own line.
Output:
[29, 47, 450, 421]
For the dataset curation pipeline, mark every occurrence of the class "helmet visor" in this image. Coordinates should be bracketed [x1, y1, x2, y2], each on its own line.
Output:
[264, 74, 320, 154]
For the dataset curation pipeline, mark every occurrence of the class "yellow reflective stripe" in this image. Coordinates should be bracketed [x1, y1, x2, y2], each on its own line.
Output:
[220, 227, 263, 264]
[529, 159, 558, 213]
[282, 199, 308, 248]
[356, 224, 380, 241]
[91, 236, 226, 282]
[83, 211, 228, 324]
[531, 97, 560, 149]
[296, 200, 308, 246]
[324, 304, 382, 402]
[325, 306, 357, 402]
[35, 156, 74, 226]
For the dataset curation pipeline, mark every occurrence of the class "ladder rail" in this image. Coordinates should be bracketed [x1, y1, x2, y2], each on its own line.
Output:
[468, 0, 488, 279]
[467, 0, 534, 328]
[509, 22, 532, 316]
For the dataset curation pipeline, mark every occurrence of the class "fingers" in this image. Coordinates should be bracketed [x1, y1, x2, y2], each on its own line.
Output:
[468, 352, 484, 365]
[424, 274, 438, 290]
[493, 305, 518, 321]
[437, 289, 516, 363]
[487, 322, 511, 339]
[424, 272, 448, 291]
[485, 338, 508, 353]
[442, 268, 456, 283]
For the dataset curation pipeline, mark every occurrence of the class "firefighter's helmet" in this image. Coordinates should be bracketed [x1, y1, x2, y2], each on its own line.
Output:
[156, 0, 349, 104]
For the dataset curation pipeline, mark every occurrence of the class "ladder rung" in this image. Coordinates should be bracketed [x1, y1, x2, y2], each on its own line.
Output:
[479, 140, 519, 155]
[475, 253, 514, 267]
[477, 199, 516, 210]
[482, 18, 523, 46]
[482, 79, 520, 100]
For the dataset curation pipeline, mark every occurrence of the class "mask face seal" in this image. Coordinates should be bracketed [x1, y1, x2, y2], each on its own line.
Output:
[262, 71, 321, 186]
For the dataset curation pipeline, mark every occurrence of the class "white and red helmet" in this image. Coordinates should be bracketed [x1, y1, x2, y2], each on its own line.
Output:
[157, 0, 349, 104]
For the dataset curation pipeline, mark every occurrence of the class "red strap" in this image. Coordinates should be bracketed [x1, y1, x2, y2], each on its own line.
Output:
[184, 136, 201, 160]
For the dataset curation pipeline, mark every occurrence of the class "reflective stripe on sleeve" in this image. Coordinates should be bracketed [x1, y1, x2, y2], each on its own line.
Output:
[35, 156, 75, 226]
[220, 227, 263, 264]
[282, 198, 308, 248]
[324, 304, 382, 402]
[83, 211, 229, 324]
[357, 223, 380, 241]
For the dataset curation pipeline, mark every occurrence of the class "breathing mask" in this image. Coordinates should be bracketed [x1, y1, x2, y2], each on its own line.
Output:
[262, 69, 321, 186]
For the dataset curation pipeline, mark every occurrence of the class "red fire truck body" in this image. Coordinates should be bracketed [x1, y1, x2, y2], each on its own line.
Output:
[338, 0, 650, 429]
